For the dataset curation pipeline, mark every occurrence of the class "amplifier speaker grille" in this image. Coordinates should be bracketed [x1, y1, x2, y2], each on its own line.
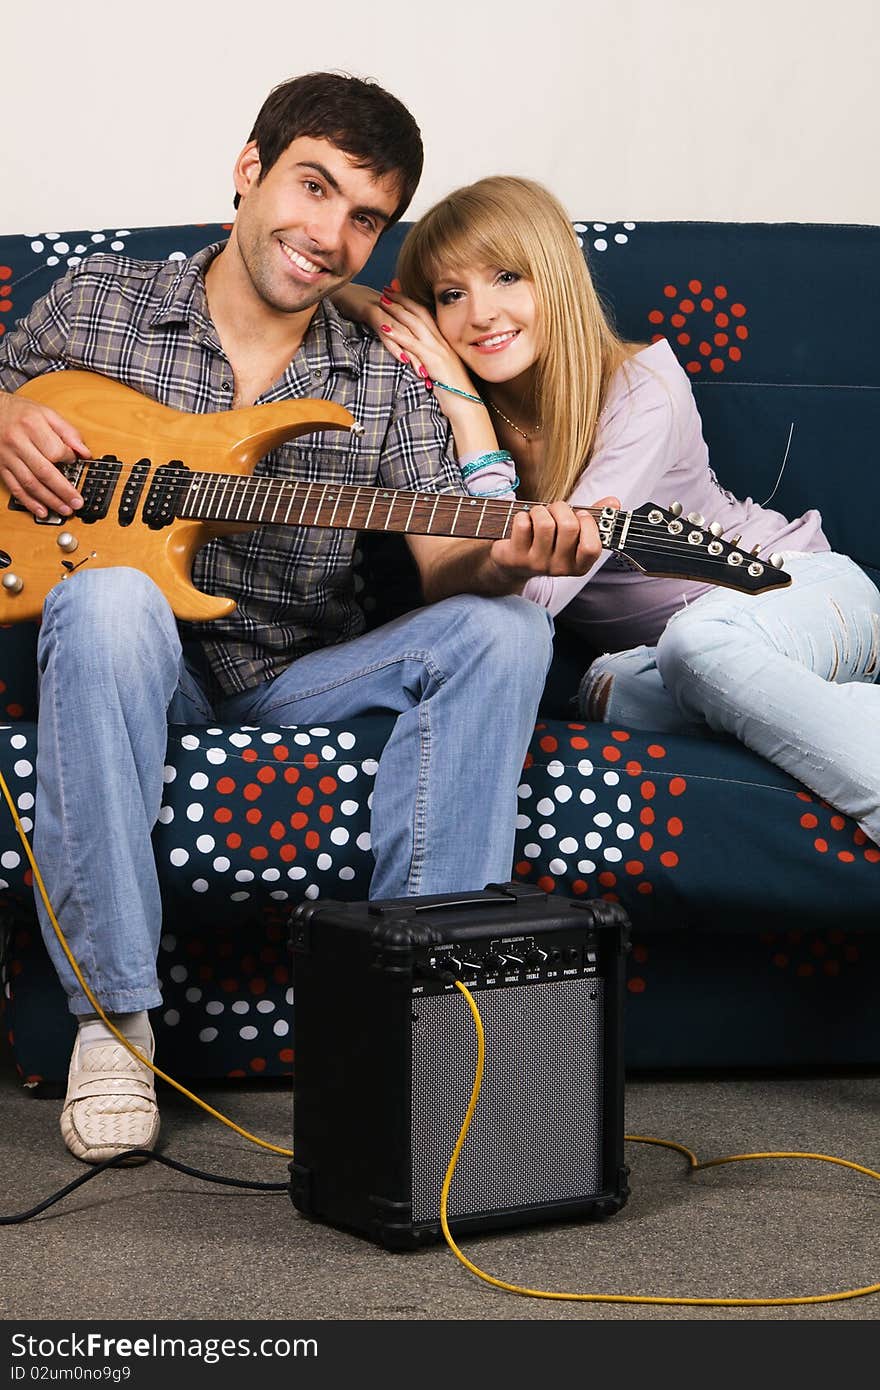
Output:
[411, 977, 604, 1224]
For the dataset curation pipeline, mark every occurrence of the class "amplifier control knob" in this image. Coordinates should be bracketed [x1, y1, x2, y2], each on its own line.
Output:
[525, 947, 548, 966]
[483, 953, 505, 972]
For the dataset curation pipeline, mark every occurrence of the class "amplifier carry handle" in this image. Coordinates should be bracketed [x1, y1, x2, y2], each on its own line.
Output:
[367, 880, 546, 918]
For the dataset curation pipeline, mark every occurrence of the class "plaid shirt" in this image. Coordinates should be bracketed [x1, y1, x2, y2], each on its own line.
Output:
[0, 243, 463, 697]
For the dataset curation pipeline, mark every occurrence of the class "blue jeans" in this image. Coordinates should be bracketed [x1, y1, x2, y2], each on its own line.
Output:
[579, 552, 880, 845]
[34, 568, 553, 1014]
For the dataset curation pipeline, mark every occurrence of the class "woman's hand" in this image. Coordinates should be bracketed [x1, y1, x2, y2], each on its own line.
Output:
[373, 286, 481, 410]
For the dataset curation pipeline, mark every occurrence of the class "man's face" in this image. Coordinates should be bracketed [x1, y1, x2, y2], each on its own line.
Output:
[231, 135, 402, 315]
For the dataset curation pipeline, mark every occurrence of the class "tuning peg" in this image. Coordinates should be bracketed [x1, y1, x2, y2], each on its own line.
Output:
[730, 534, 742, 549]
[669, 501, 683, 517]
[709, 521, 723, 537]
[751, 544, 761, 555]
[769, 553, 785, 569]
[687, 511, 706, 527]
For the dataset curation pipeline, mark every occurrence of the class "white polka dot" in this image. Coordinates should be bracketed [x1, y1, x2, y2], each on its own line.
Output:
[559, 837, 578, 854]
[339, 867, 355, 881]
[167, 250, 186, 261]
[185, 987, 202, 1003]
[169, 965, 188, 983]
[196, 834, 215, 853]
[338, 766, 358, 783]
[13, 759, 32, 778]
[573, 223, 587, 233]
[270, 890, 289, 900]
[163, 1009, 180, 1026]
[515, 814, 532, 830]
[232, 1000, 250, 1014]
[256, 999, 276, 1013]
[10, 734, 27, 749]
[186, 803, 204, 822]
[199, 1027, 218, 1043]
[180, 735, 200, 751]
[329, 827, 350, 846]
[594, 812, 612, 828]
[229, 732, 252, 747]
[157, 806, 174, 824]
[235, 869, 254, 882]
[603, 846, 623, 863]
[294, 733, 311, 746]
[517, 783, 532, 799]
[205, 1001, 224, 1015]
[578, 859, 596, 874]
[206, 749, 227, 765]
[305, 885, 320, 900]
[579, 788, 597, 806]
[90, 232, 106, 242]
[549, 858, 567, 874]
[160, 933, 177, 951]
[617, 795, 632, 812]
[169, 848, 189, 867]
[46, 255, 59, 266]
[189, 772, 209, 790]
[616, 823, 635, 840]
[604, 771, 620, 786]
[615, 234, 628, 244]
[340, 800, 359, 815]
[593, 222, 607, 231]
[54, 242, 69, 254]
[338, 732, 356, 749]
[0, 851, 20, 869]
[523, 842, 541, 859]
[577, 759, 594, 777]
[261, 867, 280, 881]
[361, 758, 379, 776]
[536, 797, 555, 816]
[163, 765, 177, 783]
[584, 832, 603, 851]
[110, 240, 125, 251]
[554, 786, 573, 803]
[274, 1019, 290, 1037]
[356, 832, 372, 851]
[287, 867, 307, 880]
[321, 745, 337, 760]
[261, 732, 282, 743]
[624, 222, 636, 230]
[593, 239, 608, 251]
[547, 760, 564, 778]
[17, 792, 34, 810]
[74, 244, 86, 253]
[239, 1025, 258, 1040]
[192, 879, 209, 893]
[230, 891, 250, 902]
[18, 818, 32, 833]
[316, 853, 333, 870]
[31, 240, 44, 252]
[212, 856, 230, 872]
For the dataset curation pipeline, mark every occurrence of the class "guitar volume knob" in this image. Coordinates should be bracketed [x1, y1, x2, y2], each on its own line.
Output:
[57, 532, 79, 553]
[1, 573, 24, 594]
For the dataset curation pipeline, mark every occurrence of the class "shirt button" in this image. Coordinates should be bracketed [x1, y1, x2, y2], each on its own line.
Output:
[221, 381, 232, 392]
[311, 370, 324, 383]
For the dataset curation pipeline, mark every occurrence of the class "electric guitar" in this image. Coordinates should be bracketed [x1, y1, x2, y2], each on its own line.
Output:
[0, 370, 790, 622]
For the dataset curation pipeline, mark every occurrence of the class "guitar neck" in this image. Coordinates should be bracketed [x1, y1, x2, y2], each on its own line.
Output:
[179, 472, 543, 541]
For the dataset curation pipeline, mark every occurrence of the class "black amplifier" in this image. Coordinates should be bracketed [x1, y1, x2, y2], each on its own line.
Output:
[288, 881, 630, 1250]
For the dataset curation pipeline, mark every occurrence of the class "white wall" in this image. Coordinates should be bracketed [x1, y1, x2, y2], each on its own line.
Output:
[6, 0, 879, 234]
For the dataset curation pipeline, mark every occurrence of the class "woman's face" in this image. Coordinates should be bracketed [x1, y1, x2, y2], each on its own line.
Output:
[432, 265, 541, 386]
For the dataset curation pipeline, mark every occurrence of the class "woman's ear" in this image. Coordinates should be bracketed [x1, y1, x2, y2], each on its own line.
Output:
[233, 141, 262, 202]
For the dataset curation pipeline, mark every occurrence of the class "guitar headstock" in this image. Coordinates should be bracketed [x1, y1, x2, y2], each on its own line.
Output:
[608, 502, 792, 594]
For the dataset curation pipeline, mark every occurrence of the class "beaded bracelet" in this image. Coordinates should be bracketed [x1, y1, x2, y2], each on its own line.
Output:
[460, 450, 515, 480]
[467, 476, 521, 497]
[433, 380, 484, 405]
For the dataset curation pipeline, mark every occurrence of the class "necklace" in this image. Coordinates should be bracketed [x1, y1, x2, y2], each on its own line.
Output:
[487, 397, 542, 443]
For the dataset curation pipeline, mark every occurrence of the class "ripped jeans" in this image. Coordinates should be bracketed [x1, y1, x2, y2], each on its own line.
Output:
[579, 551, 880, 845]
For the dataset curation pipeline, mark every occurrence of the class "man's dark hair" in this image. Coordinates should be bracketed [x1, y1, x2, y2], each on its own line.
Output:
[233, 71, 423, 226]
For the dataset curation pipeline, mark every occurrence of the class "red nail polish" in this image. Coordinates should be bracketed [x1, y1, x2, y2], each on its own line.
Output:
[417, 365, 427, 378]
[425, 379, 434, 391]
[399, 353, 410, 364]
[391, 278, 401, 292]
[380, 295, 392, 306]
[380, 324, 392, 333]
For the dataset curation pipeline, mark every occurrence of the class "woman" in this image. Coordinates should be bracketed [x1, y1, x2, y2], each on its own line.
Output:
[334, 176, 880, 846]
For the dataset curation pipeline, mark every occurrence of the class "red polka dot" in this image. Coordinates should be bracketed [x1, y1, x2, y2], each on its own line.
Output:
[0, 266, 11, 278]
[625, 760, 643, 776]
[243, 784, 262, 801]
[602, 745, 621, 761]
[639, 832, 654, 852]
[279, 844, 297, 862]
[611, 729, 630, 742]
[214, 806, 233, 823]
[772, 953, 789, 969]
[845, 945, 860, 962]
[830, 815, 846, 831]
[284, 767, 300, 784]
[249, 1057, 267, 1073]
[677, 333, 691, 346]
[666, 817, 683, 836]
[641, 781, 656, 800]
[811, 939, 827, 957]
[714, 285, 727, 298]
[663, 284, 677, 298]
[627, 977, 646, 994]
[303, 753, 320, 769]
[637, 881, 653, 895]
[736, 325, 748, 339]
[640, 807, 655, 825]
[714, 333, 729, 346]
[709, 358, 725, 373]
[688, 279, 702, 293]
[242, 748, 258, 762]
[800, 813, 818, 828]
[823, 960, 840, 977]
[319, 805, 334, 823]
[659, 851, 679, 868]
[250, 845, 269, 860]
[699, 340, 712, 356]
[291, 812, 308, 829]
[539, 735, 558, 752]
[297, 787, 314, 806]
[305, 831, 320, 850]
[647, 745, 666, 759]
[216, 776, 236, 794]
[273, 745, 289, 761]
[700, 297, 714, 312]
[625, 860, 644, 876]
[245, 808, 262, 824]
[650, 335, 665, 345]
[256, 766, 276, 784]
[728, 347, 742, 362]
[319, 776, 338, 794]
[648, 309, 664, 324]
[598, 871, 617, 887]
[515, 860, 533, 876]
[865, 848, 880, 863]
[278, 1048, 294, 1065]
[0, 300, 11, 313]
[797, 791, 813, 802]
[570, 736, 589, 750]
[669, 777, 686, 796]
[249, 977, 267, 995]
[571, 879, 588, 895]
[686, 361, 701, 375]
[814, 838, 828, 853]
[537, 875, 556, 893]
[715, 312, 729, 327]
[679, 298, 695, 313]
[853, 829, 867, 845]
[226, 832, 242, 849]
[730, 302, 746, 317]
[837, 851, 855, 863]
[670, 313, 686, 328]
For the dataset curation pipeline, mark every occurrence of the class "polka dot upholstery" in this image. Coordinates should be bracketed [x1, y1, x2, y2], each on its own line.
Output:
[3, 218, 880, 1084]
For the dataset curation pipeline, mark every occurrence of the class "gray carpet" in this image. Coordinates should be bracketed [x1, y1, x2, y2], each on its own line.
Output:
[1, 1031, 878, 1323]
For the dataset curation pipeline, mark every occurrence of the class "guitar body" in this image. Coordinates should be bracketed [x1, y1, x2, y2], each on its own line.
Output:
[3, 371, 355, 622]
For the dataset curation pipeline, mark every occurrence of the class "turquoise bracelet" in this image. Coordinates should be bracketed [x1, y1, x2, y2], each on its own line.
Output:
[467, 476, 521, 497]
[433, 380, 484, 405]
[460, 450, 514, 480]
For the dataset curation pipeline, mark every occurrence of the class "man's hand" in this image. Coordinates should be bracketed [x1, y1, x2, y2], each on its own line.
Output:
[488, 497, 619, 583]
[0, 391, 87, 518]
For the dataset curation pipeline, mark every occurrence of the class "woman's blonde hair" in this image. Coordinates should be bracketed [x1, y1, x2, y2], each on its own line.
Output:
[396, 176, 634, 501]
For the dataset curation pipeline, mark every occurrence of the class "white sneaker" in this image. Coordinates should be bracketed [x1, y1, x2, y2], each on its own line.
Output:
[60, 1024, 159, 1164]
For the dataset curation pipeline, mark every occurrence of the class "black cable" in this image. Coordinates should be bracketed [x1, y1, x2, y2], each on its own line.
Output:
[0, 1149, 288, 1224]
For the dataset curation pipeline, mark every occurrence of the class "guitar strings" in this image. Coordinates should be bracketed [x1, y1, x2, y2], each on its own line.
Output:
[38, 459, 778, 574]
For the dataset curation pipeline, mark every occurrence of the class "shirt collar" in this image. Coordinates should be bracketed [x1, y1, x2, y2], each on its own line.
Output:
[149, 240, 367, 377]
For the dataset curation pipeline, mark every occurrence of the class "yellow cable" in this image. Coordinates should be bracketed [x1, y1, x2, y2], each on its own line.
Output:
[442, 980, 880, 1308]
[4, 765, 878, 1306]
[0, 768, 293, 1158]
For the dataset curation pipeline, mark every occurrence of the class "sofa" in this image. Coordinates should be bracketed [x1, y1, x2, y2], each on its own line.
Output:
[1, 218, 878, 1088]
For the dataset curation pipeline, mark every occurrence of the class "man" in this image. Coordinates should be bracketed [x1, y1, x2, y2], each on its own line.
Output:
[0, 73, 604, 1164]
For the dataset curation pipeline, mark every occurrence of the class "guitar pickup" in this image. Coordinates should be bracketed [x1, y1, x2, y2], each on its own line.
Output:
[117, 460, 151, 526]
[79, 456, 123, 523]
